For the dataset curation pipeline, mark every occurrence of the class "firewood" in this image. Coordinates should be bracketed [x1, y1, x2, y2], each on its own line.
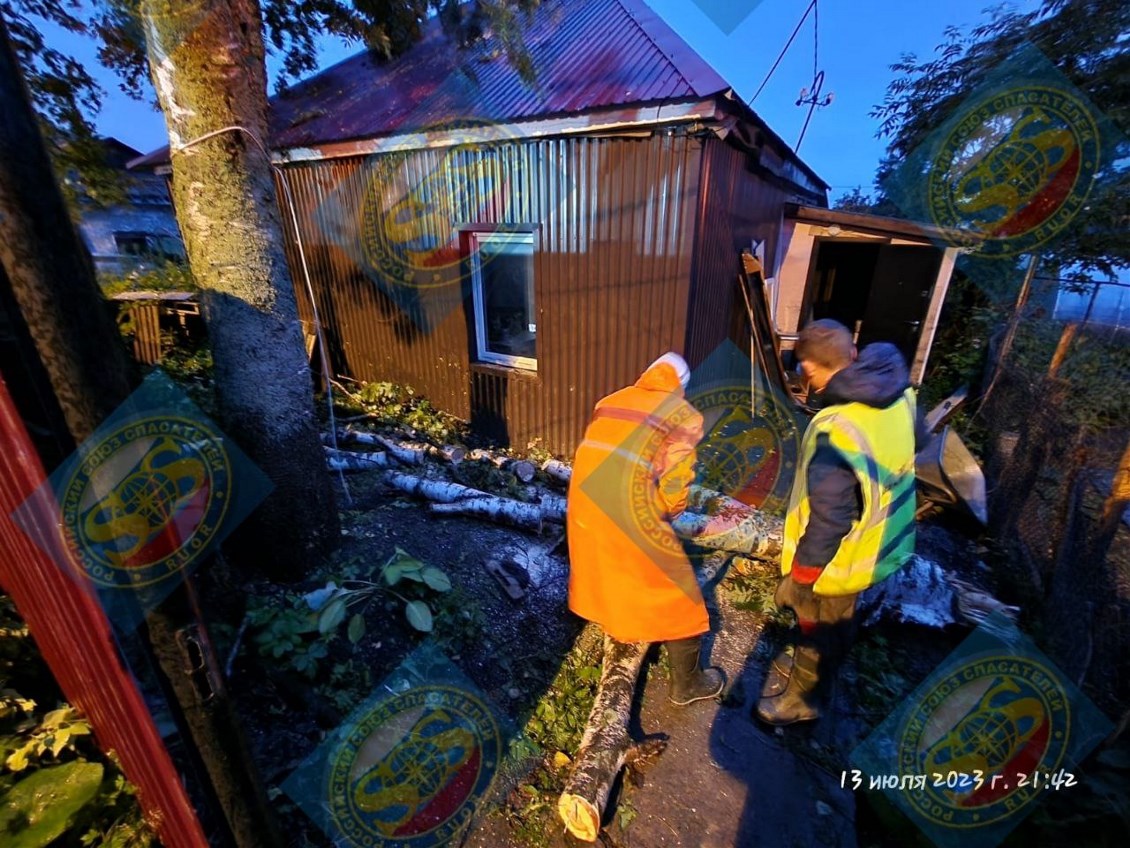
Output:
[558, 635, 661, 842]
[382, 470, 486, 503]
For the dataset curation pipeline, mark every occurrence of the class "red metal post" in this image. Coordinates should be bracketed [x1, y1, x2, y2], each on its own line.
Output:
[0, 372, 209, 847]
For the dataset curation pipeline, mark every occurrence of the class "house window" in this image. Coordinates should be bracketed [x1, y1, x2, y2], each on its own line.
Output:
[469, 231, 536, 370]
[114, 232, 186, 264]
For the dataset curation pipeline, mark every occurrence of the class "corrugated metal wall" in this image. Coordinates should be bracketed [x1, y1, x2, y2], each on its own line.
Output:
[277, 131, 701, 456]
[684, 138, 799, 366]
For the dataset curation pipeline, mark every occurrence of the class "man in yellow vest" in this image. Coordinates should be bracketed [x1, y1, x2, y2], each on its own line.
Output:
[756, 320, 920, 726]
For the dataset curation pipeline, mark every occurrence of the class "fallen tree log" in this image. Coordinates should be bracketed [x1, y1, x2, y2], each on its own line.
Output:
[430, 497, 544, 532]
[558, 635, 664, 842]
[382, 470, 486, 503]
[541, 458, 572, 486]
[324, 446, 389, 472]
[468, 449, 537, 483]
[327, 430, 466, 466]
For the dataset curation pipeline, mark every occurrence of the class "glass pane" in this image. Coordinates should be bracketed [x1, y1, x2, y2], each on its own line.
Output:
[477, 237, 535, 360]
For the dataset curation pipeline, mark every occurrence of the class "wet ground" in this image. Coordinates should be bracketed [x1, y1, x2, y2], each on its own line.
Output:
[203, 468, 1093, 848]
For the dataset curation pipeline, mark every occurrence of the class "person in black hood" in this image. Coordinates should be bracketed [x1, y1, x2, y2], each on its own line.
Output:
[755, 320, 924, 726]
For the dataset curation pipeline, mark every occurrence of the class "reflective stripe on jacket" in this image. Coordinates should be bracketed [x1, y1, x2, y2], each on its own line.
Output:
[782, 387, 917, 596]
[566, 361, 707, 643]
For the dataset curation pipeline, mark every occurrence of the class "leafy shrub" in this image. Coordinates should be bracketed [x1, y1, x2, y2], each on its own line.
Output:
[0, 596, 154, 847]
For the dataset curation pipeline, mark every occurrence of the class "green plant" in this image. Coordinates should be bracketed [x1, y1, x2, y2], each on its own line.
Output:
[0, 596, 154, 847]
[100, 262, 198, 298]
[333, 381, 467, 446]
[307, 547, 453, 639]
[247, 598, 330, 679]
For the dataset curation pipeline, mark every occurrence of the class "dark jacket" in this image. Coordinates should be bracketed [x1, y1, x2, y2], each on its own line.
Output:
[793, 343, 926, 568]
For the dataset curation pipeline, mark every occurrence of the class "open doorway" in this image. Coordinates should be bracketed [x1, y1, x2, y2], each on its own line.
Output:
[800, 240, 942, 364]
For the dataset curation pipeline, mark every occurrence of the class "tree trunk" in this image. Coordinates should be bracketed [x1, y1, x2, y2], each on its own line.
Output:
[1, 17, 281, 846]
[0, 20, 134, 440]
[558, 635, 664, 842]
[140, 0, 337, 577]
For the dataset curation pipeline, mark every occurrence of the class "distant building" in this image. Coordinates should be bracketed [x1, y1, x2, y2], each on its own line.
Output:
[73, 138, 185, 279]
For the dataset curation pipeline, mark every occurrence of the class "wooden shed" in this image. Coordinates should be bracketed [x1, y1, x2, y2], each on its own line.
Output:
[772, 204, 962, 384]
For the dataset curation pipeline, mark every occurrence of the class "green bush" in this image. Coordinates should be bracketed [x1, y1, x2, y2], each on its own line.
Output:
[0, 597, 155, 847]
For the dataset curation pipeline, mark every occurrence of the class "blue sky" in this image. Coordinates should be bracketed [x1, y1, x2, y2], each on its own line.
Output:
[44, 0, 1039, 199]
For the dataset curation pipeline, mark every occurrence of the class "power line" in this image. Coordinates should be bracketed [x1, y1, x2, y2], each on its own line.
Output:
[751, 0, 817, 104]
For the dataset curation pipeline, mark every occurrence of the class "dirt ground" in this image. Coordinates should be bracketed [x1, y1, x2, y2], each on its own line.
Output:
[200, 468, 1121, 848]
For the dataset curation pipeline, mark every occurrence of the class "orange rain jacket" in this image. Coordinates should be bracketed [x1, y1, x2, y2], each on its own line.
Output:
[566, 360, 708, 643]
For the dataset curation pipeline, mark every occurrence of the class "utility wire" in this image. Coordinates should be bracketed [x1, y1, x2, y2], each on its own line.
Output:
[751, 0, 817, 104]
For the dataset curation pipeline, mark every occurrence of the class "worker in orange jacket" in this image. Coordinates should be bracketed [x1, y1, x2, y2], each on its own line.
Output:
[567, 352, 724, 706]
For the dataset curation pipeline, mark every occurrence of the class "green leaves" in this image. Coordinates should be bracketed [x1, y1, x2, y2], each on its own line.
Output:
[347, 614, 365, 644]
[0, 761, 103, 848]
[405, 601, 433, 633]
[317, 597, 347, 635]
[421, 567, 452, 592]
[3, 708, 91, 773]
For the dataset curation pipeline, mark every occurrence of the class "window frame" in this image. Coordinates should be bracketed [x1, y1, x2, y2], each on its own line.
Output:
[467, 229, 538, 372]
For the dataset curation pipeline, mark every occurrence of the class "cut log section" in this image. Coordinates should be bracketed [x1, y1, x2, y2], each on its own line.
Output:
[558, 635, 662, 842]
[324, 446, 389, 472]
[428, 492, 565, 531]
[673, 486, 784, 561]
[468, 449, 537, 483]
[541, 459, 572, 486]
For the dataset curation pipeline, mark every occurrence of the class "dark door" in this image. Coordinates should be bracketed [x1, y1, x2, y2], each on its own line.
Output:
[857, 245, 940, 363]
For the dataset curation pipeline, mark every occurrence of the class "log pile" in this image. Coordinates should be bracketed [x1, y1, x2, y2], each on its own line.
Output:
[322, 427, 785, 555]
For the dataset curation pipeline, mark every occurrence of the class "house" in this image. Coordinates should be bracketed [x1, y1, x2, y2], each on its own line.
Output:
[75, 138, 185, 278]
[134, 0, 959, 456]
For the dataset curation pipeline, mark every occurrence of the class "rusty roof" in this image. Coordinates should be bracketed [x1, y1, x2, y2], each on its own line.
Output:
[269, 0, 732, 149]
[131, 0, 826, 191]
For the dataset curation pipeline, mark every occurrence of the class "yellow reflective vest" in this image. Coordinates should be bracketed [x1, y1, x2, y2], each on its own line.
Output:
[781, 388, 918, 596]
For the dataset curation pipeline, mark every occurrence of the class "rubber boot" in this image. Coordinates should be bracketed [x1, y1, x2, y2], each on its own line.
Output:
[755, 644, 821, 725]
[760, 646, 794, 699]
[666, 638, 724, 706]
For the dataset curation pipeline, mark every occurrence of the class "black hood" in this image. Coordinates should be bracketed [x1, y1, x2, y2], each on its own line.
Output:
[820, 343, 911, 409]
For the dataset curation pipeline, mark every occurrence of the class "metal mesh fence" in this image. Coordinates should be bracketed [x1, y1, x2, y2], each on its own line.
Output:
[975, 276, 1130, 710]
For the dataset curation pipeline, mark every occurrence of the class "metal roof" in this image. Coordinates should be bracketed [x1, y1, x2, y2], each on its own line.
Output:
[130, 0, 827, 191]
[266, 0, 731, 149]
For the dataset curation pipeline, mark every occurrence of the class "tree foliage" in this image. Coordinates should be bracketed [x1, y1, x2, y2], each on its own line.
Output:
[2, 0, 540, 195]
[871, 0, 1130, 278]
